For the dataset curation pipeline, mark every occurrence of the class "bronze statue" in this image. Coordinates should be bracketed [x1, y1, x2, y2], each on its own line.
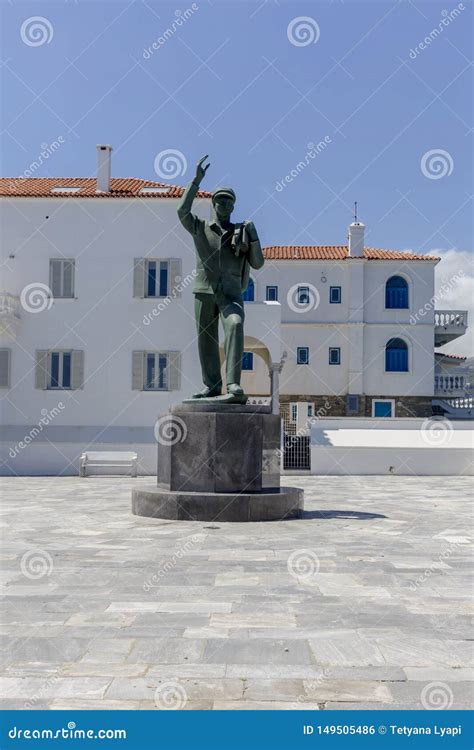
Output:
[177, 156, 264, 403]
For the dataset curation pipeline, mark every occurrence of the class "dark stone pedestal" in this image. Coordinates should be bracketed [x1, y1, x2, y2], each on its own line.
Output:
[132, 402, 304, 522]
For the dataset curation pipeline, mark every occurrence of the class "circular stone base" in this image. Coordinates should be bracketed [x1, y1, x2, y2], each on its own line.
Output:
[131, 486, 304, 522]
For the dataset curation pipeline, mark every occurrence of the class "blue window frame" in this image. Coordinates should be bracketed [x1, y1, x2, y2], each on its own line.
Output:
[147, 261, 156, 297]
[330, 286, 341, 304]
[329, 347, 341, 365]
[242, 352, 254, 370]
[385, 275, 408, 309]
[266, 285, 278, 302]
[145, 352, 168, 389]
[385, 338, 408, 372]
[159, 262, 168, 297]
[297, 286, 309, 304]
[243, 278, 255, 302]
[373, 400, 393, 417]
[297, 347, 309, 365]
[49, 351, 71, 388]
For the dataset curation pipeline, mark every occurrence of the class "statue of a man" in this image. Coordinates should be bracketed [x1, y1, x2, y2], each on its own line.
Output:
[177, 155, 264, 403]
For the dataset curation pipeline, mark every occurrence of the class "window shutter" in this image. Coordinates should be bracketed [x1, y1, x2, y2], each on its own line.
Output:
[35, 350, 49, 389]
[71, 350, 84, 389]
[50, 260, 62, 297]
[168, 259, 182, 297]
[63, 261, 75, 298]
[132, 351, 144, 390]
[0, 349, 11, 388]
[133, 259, 146, 298]
[167, 351, 181, 391]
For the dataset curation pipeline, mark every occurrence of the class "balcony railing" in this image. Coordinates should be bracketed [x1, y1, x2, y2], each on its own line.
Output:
[434, 309, 468, 345]
[434, 372, 471, 396]
[435, 310, 467, 327]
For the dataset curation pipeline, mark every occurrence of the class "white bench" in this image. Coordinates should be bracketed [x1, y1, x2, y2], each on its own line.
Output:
[79, 451, 138, 477]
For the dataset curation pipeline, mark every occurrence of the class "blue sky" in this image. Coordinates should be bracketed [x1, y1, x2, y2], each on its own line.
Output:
[1, 0, 472, 254]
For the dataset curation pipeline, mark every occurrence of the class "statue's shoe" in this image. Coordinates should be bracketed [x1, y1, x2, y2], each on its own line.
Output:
[192, 387, 222, 399]
[227, 383, 244, 397]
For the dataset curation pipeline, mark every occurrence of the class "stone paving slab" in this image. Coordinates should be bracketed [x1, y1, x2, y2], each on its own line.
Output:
[0, 475, 472, 710]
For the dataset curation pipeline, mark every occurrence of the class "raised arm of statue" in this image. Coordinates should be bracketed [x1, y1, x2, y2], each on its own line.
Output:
[177, 155, 210, 235]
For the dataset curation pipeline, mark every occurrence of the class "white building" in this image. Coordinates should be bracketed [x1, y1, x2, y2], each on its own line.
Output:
[0, 146, 470, 475]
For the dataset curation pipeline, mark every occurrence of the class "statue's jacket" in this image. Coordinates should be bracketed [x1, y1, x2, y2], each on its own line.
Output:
[177, 180, 264, 301]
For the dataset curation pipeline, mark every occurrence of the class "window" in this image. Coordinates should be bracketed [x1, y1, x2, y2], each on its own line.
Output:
[145, 352, 168, 390]
[266, 285, 278, 302]
[139, 187, 170, 194]
[330, 286, 341, 304]
[372, 399, 395, 418]
[146, 260, 169, 298]
[297, 286, 309, 304]
[35, 350, 84, 390]
[307, 404, 313, 417]
[297, 347, 309, 365]
[133, 259, 181, 299]
[132, 351, 181, 391]
[0, 349, 11, 388]
[242, 352, 254, 371]
[385, 275, 408, 309]
[385, 338, 408, 372]
[329, 347, 341, 365]
[50, 259, 75, 298]
[51, 187, 82, 194]
[347, 395, 359, 414]
[243, 278, 255, 302]
[290, 403, 297, 422]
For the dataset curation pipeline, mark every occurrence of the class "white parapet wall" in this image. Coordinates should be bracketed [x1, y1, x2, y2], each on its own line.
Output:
[310, 417, 474, 476]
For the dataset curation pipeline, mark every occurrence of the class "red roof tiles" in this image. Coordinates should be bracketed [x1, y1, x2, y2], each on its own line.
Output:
[0, 177, 212, 199]
[263, 245, 440, 262]
[435, 352, 467, 360]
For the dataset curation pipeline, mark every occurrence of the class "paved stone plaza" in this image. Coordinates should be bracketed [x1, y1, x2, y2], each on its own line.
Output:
[0, 475, 472, 710]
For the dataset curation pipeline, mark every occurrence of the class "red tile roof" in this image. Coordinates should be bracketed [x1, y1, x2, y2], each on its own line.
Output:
[0, 177, 212, 199]
[263, 245, 439, 262]
[435, 352, 467, 360]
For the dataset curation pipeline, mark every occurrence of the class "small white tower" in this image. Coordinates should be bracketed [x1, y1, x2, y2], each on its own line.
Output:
[348, 202, 365, 258]
[96, 144, 113, 193]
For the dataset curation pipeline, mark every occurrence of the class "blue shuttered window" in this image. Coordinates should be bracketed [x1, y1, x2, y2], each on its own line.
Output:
[385, 276, 408, 309]
[385, 338, 408, 371]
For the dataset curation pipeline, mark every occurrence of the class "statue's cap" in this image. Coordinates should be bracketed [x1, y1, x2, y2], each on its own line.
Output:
[212, 187, 236, 202]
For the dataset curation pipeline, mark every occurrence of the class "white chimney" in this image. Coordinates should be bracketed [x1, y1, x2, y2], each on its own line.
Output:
[96, 144, 113, 192]
[348, 220, 365, 258]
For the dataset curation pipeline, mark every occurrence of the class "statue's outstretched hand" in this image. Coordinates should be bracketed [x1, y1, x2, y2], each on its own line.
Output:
[195, 155, 210, 184]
